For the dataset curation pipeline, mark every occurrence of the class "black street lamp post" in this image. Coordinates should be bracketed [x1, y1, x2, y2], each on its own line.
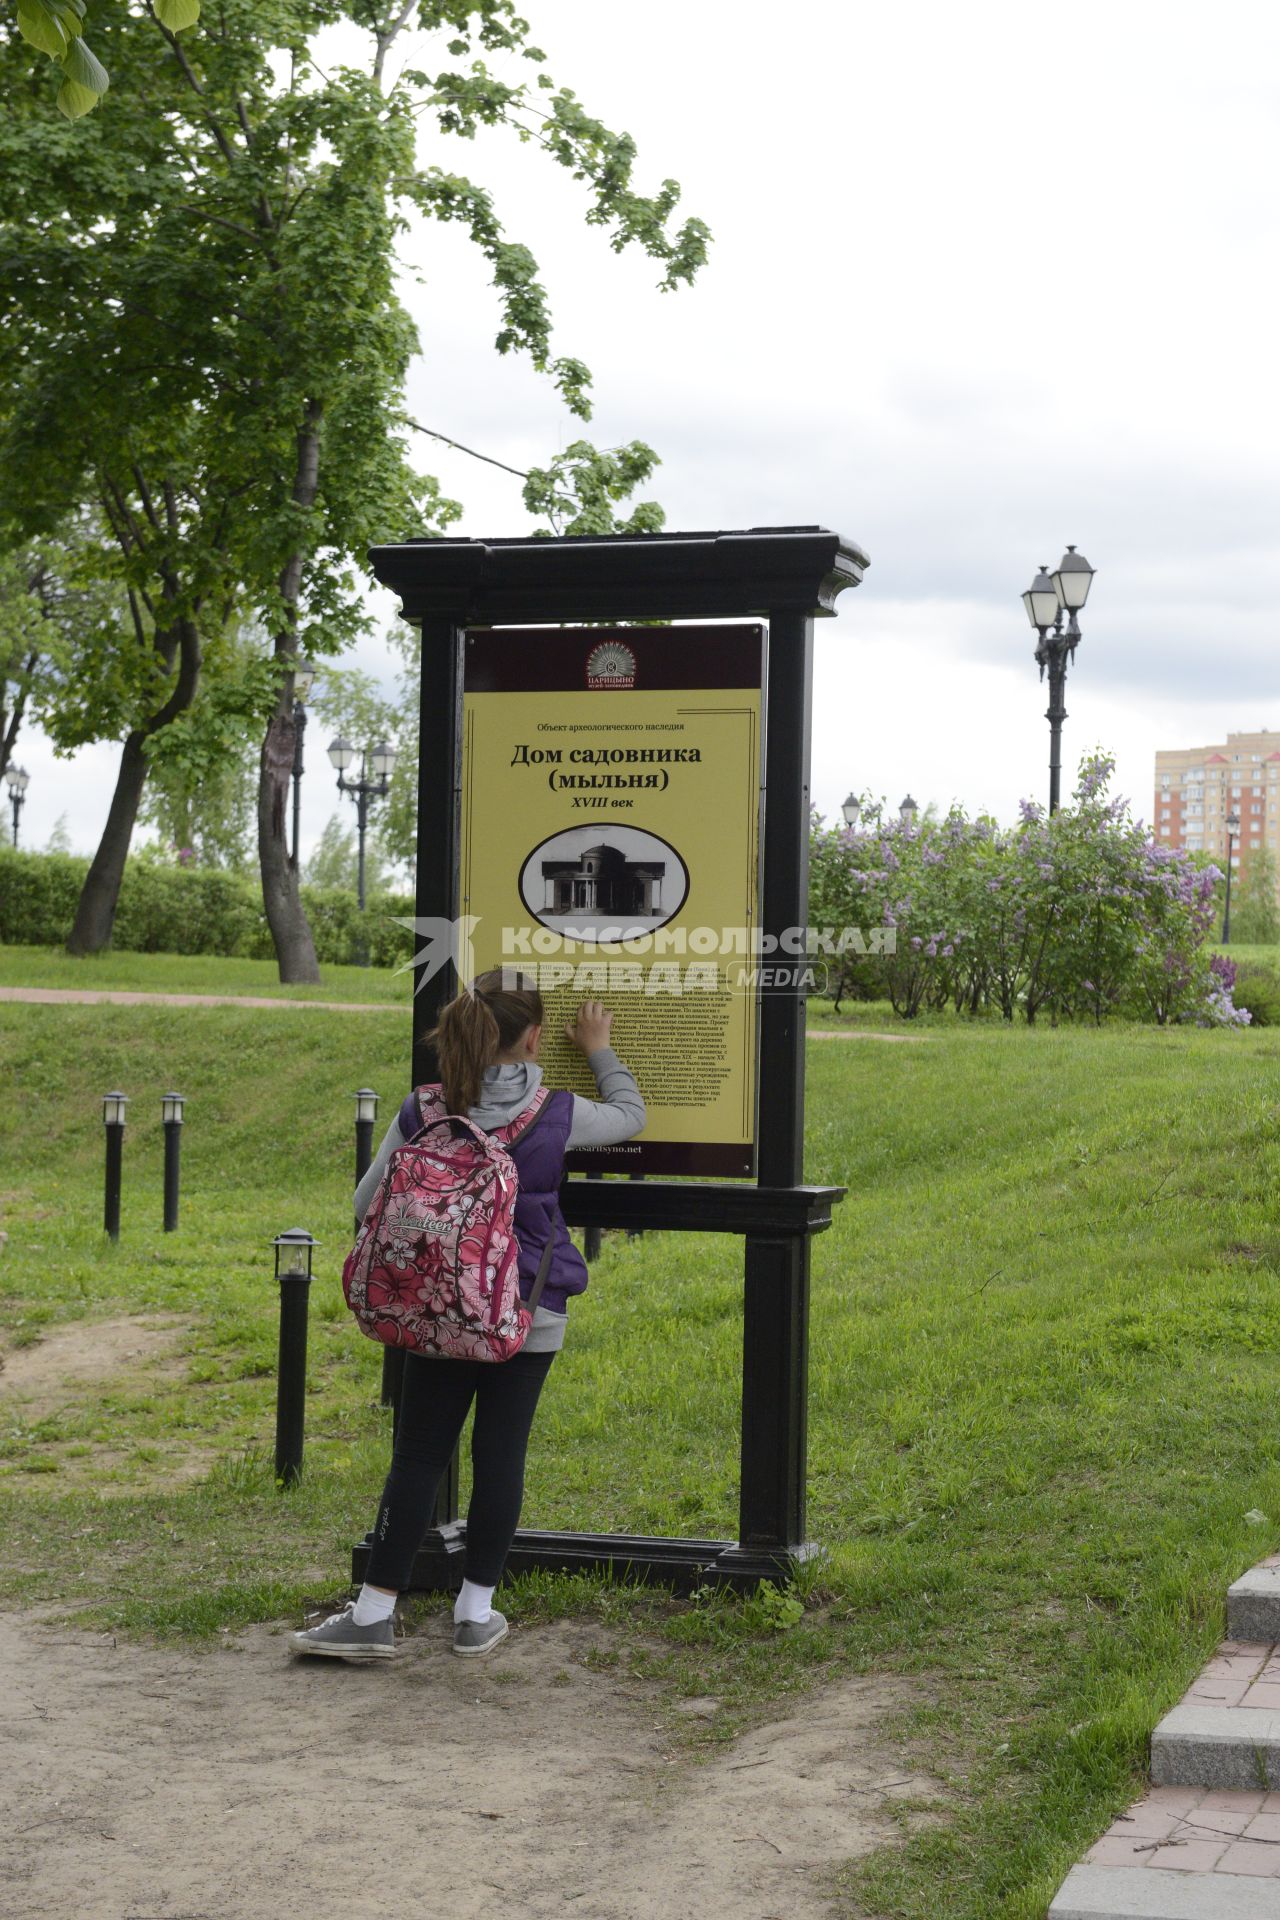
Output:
[1222, 809, 1241, 943]
[899, 793, 918, 828]
[328, 738, 397, 917]
[289, 661, 316, 868]
[161, 1092, 184, 1232]
[841, 792, 860, 829]
[4, 764, 30, 847]
[102, 1092, 127, 1241]
[272, 1229, 317, 1488]
[1022, 546, 1096, 813]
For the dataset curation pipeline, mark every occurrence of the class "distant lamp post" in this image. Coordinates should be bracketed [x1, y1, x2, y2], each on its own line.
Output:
[272, 1229, 317, 1488]
[328, 737, 397, 918]
[102, 1091, 127, 1241]
[841, 792, 860, 828]
[899, 793, 919, 828]
[1223, 809, 1241, 943]
[161, 1092, 185, 1232]
[289, 660, 316, 869]
[1022, 545, 1096, 814]
[4, 764, 30, 847]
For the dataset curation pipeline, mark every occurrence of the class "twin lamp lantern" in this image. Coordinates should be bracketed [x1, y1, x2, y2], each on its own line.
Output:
[326, 737, 397, 782]
[1021, 546, 1096, 633]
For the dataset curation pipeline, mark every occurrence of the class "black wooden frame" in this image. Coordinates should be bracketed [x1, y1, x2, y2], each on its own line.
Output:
[352, 525, 868, 1592]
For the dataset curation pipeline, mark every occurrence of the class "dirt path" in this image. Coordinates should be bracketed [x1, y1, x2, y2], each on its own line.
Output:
[808, 1029, 928, 1042]
[0, 986, 398, 1013]
[0, 1609, 940, 1920]
[0, 986, 925, 1040]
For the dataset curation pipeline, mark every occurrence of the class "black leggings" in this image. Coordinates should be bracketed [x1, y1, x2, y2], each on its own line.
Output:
[364, 1347, 556, 1590]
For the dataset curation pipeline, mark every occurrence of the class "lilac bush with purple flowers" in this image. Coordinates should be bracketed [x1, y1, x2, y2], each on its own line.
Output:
[810, 753, 1246, 1026]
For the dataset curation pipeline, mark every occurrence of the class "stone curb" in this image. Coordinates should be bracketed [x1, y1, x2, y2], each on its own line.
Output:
[1151, 1706, 1280, 1790]
[1051, 1864, 1280, 1918]
[1230, 1565, 1280, 1646]
[1048, 1556, 1280, 1917]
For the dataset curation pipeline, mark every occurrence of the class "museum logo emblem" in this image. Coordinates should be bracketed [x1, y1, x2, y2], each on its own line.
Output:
[585, 640, 637, 690]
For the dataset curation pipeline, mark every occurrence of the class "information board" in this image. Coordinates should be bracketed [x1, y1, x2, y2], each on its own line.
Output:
[459, 624, 763, 1175]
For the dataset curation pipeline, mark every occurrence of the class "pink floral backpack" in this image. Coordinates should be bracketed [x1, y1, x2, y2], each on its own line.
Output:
[342, 1086, 553, 1363]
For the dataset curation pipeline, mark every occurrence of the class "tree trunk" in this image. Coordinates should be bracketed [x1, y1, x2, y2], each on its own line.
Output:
[66, 730, 152, 953]
[65, 615, 202, 956]
[1, 647, 40, 783]
[258, 693, 320, 983]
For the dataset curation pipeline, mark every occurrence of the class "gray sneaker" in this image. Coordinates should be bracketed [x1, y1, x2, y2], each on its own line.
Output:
[452, 1610, 509, 1658]
[290, 1602, 397, 1662]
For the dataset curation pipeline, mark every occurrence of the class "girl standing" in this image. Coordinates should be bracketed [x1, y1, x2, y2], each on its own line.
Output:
[291, 968, 644, 1662]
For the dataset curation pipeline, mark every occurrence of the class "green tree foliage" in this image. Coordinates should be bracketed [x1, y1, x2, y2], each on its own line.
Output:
[136, 630, 264, 873]
[305, 813, 394, 894]
[1231, 846, 1280, 945]
[522, 440, 664, 536]
[13, 0, 198, 118]
[0, 520, 114, 782]
[1, 0, 709, 978]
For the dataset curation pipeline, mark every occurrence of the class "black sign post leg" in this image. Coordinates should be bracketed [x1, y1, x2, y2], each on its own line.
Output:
[738, 1233, 809, 1555]
[717, 604, 816, 1580]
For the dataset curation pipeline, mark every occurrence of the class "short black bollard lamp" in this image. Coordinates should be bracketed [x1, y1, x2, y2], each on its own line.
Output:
[102, 1092, 127, 1241]
[272, 1229, 317, 1488]
[354, 1088, 379, 1193]
[161, 1091, 184, 1232]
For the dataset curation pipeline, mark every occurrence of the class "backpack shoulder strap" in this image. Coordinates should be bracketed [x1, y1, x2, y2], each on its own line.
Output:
[401, 1085, 446, 1144]
[527, 1233, 555, 1313]
[493, 1085, 551, 1149]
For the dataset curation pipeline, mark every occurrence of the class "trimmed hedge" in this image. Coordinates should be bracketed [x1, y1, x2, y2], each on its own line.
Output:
[1231, 961, 1280, 1028]
[0, 847, 415, 968]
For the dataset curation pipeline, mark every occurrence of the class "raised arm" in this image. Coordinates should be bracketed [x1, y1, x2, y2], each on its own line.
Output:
[567, 1045, 646, 1148]
[563, 1000, 646, 1149]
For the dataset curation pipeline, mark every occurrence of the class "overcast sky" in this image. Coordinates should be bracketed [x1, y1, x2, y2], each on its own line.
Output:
[17, 0, 1280, 860]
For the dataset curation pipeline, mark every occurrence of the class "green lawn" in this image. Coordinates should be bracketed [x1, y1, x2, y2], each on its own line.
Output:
[0, 942, 407, 1003]
[2, 988, 1279, 1918]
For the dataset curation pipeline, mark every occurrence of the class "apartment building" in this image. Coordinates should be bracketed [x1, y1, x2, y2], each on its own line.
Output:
[1153, 729, 1280, 895]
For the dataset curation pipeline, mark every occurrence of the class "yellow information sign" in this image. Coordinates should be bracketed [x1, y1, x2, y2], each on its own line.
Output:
[459, 624, 763, 1175]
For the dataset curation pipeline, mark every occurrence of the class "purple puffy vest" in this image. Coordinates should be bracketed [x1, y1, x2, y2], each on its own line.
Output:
[399, 1086, 587, 1316]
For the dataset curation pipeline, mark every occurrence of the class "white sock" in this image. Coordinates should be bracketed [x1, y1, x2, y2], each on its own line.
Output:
[454, 1579, 495, 1625]
[351, 1582, 397, 1626]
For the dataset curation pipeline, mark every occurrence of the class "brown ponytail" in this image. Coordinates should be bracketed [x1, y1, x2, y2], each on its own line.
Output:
[427, 968, 544, 1114]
